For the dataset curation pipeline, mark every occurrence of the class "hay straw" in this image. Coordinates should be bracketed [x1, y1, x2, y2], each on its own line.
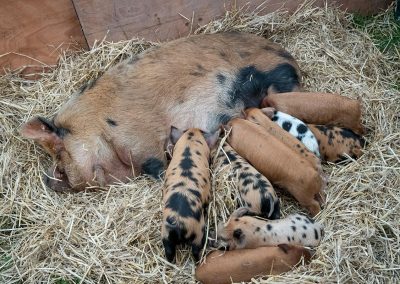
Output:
[1, 1, 399, 283]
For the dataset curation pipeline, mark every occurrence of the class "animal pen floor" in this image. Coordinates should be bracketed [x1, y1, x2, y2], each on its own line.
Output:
[1, 3, 399, 284]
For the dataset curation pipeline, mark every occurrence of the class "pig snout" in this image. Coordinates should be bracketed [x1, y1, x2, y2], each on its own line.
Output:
[43, 165, 72, 192]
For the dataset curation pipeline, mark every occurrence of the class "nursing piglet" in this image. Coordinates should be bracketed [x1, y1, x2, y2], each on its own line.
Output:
[263, 108, 320, 157]
[213, 142, 280, 219]
[162, 127, 218, 262]
[308, 125, 365, 162]
[216, 207, 324, 250]
[227, 118, 323, 216]
[262, 92, 365, 135]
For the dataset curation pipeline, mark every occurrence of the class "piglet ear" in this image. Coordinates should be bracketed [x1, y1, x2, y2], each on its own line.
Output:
[20, 117, 64, 155]
[277, 244, 291, 254]
[230, 207, 251, 218]
[169, 126, 184, 145]
[203, 129, 220, 148]
[261, 107, 276, 119]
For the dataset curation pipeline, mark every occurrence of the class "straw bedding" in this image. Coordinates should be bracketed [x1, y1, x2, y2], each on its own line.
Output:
[1, 2, 399, 283]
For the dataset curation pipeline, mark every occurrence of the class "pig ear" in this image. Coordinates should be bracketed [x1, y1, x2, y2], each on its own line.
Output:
[203, 129, 220, 148]
[230, 207, 251, 218]
[278, 244, 291, 254]
[20, 117, 64, 154]
[261, 107, 276, 119]
[170, 126, 184, 145]
[21, 117, 54, 138]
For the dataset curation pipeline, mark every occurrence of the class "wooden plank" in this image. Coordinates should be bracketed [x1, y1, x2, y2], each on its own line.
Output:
[72, 0, 393, 48]
[0, 0, 88, 75]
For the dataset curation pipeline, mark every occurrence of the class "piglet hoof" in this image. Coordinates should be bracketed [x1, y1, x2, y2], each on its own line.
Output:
[315, 192, 325, 206]
[307, 202, 321, 217]
[260, 107, 276, 119]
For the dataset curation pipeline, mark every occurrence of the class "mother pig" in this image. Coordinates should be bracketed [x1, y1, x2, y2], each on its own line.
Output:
[21, 32, 301, 191]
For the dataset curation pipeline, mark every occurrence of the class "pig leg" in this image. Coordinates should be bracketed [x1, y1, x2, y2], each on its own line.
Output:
[191, 244, 202, 262]
[305, 200, 321, 217]
[162, 238, 176, 263]
[191, 226, 206, 262]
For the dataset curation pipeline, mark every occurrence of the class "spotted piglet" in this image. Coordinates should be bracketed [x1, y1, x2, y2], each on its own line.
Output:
[262, 107, 320, 157]
[227, 118, 323, 216]
[216, 207, 323, 250]
[213, 142, 280, 219]
[162, 127, 219, 262]
[308, 125, 365, 162]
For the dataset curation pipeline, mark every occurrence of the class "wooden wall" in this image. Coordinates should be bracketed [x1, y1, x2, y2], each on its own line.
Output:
[0, 0, 87, 75]
[0, 0, 394, 75]
[72, 0, 394, 48]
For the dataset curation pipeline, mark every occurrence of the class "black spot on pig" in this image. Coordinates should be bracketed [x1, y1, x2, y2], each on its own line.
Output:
[172, 181, 185, 190]
[282, 121, 292, 132]
[339, 128, 362, 141]
[297, 124, 307, 134]
[328, 131, 335, 145]
[315, 125, 329, 136]
[187, 132, 194, 140]
[142, 157, 164, 179]
[239, 172, 252, 180]
[223, 63, 299, 109]
[166, 192, 201, 220]
[233, 229, 243, 240]
[242, 179, 253, 187]
[180, 147, 194, 171]
[216, 113, 232, 125]
[217, 73, 226, 84]
[106, 118, 118, 127]
[188, 188, 201, 199]
[266, 224, 273, 231]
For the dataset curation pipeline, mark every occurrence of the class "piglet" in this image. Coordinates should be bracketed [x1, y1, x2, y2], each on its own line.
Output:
[216, 207, 324, 250]
[308, 125, 365, 162]
[195, 244, 312, 284]
[162, 127, 219, 262]
[262, 107, 320, 157]
[245, 108, 322, 175]
[262, 92, 365, 135]
[227, 118, 323, 216]
[213, 142, 280, 219]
